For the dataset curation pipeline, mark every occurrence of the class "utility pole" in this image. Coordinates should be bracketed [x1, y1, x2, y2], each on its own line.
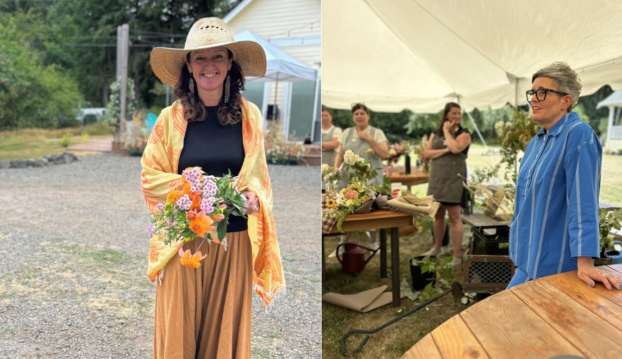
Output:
[116, 24, 130, 143]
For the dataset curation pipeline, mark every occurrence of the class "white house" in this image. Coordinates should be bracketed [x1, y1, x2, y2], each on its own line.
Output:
[224, 0, 321, 142]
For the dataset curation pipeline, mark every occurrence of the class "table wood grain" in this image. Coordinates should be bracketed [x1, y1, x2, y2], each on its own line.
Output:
[402, 264, 622, 359]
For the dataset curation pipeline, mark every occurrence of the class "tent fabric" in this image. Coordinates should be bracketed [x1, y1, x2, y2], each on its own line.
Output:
[234, 29, 317, 82]
[322, 0, 622, 113]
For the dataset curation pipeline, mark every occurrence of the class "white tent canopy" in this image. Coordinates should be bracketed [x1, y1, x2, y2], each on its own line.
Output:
[323, 0, 622, 113]
[235, 29, 317, 83]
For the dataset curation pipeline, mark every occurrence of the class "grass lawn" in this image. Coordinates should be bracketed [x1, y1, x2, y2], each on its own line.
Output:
[322, 143, 622, 359]
[409, 143, 622, 207]
[0, 123, 114, 161]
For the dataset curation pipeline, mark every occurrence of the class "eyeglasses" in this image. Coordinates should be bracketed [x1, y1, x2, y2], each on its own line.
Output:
[526, 88, 568, 104]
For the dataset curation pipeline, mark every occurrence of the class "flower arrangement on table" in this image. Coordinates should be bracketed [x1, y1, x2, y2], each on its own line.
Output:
[387, 141, 411, 164]
[322, 150, 377, 232]
[148, 167, 248, 268]
[321, 164, 341, 195]
[414, 135, 430, 172]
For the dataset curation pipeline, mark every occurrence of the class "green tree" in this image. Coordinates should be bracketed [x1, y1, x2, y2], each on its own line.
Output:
[0, 11, 83, 129]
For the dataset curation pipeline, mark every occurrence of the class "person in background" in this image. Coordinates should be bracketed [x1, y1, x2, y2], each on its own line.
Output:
[321, 105, 342, 167]
[329, 103, 389, 257]
[507, 62, 620, 291]
[421, 102, 471, 267]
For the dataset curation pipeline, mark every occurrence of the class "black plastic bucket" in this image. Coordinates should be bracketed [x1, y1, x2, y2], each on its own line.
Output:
[409, 255, 436, 290]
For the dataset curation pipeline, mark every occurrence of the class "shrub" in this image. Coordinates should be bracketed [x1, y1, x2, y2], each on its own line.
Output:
[60, 133, 72, 147]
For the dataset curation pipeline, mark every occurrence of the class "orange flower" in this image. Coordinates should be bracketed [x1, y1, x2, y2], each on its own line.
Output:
[178, 248, 206, 268]
[189, 211, 215, 238]
[186, 211, 197, 221]
[210, 213, 225, 221]
[190, 196, 202, 211]
[166, 190, 182, 204]
[345, 190, 359, 200]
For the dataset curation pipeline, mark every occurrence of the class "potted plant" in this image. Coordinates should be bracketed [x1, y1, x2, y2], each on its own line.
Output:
[598, 208, 622, 264]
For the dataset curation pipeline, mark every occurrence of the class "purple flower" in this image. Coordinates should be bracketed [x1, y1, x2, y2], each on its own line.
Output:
[200, 197, 215, 213]
[202, 179, 217, 197]
[156, 203, 164, 212]
[148, 223, 154, 237]
[167, 219, 173, 226]
[176, 194, 192, 211]
[182, 167, 201, 185]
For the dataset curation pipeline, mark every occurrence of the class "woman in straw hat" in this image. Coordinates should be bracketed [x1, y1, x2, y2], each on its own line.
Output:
[141, 17, 285, 358]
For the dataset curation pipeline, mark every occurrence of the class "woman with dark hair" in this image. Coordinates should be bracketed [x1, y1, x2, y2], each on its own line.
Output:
[421, 102, 471, 266]
[328, 103, 389, 257]
[321, 105, 342, 167]
[142, 17, 285, 358]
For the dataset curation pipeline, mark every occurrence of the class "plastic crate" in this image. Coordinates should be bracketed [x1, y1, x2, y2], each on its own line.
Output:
[462, 251, 515, 290]
[471, 226, 510, 255]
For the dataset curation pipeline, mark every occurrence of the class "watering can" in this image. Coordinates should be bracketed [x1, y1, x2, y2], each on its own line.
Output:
[336, 242, 379, 274]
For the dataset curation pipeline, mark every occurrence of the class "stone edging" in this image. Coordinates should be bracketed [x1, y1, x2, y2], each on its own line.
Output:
[0, 152, 79, 169]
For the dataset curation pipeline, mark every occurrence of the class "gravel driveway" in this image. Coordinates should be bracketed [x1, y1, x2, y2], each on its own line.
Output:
[0, 153, 321, 358]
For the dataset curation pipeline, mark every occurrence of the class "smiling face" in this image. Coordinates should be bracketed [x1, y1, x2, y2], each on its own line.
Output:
[186, 47, 232, 101]
[530, 77, 571, 130]
[352, 108, 370, 128]
[446, 106, 462, 125]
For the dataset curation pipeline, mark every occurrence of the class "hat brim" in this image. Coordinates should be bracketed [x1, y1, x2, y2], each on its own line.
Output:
[150, 41, 267, 86]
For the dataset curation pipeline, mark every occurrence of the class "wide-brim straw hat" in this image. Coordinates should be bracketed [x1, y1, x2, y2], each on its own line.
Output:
[150, 17, 266, 86]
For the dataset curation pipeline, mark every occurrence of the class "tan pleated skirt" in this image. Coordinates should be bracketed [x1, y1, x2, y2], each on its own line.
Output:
[154, 231, 252, 359]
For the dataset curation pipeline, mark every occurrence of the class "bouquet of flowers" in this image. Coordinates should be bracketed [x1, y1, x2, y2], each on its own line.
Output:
[148, 167, 248, 268]
[414, 135, 429, 172]
[387, 141, 411, 164]
[322, 150, 377, 232]
[342, 150, 378, 184]
[321, 164, 341, 194]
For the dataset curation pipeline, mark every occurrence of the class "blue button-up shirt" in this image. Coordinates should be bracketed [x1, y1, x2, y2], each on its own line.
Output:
[510, 112, 602, 280]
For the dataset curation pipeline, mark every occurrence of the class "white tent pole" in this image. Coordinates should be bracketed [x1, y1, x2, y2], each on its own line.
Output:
[515, 78, 519, 107]
[607, 106, 614, 150]
[311, 74, 321, 143]
[466, 111, 489, 152]
[273, 72, 279, 121]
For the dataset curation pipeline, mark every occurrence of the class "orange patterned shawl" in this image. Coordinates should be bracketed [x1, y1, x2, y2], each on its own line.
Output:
[140, 98, 285, 308]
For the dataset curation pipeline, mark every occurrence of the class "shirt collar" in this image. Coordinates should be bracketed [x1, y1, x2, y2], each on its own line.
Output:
[537, 112, 576, 138]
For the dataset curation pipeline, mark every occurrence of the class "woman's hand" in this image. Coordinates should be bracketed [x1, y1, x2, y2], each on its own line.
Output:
[243, 191, 260, 216]
[577, 257, 621, 290]
[443, 120, 454, 132]
[357, 129, 373, 142]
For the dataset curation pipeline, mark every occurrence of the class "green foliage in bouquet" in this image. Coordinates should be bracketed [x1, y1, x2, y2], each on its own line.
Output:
[495, 107, 540, 184]
[150, 169, 247, 247]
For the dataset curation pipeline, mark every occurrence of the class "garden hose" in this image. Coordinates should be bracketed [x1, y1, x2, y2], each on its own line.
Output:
[338, 282, 462, 357]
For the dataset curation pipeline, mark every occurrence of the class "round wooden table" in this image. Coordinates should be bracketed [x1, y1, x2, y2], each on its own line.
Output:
[402, 264, 622, 358]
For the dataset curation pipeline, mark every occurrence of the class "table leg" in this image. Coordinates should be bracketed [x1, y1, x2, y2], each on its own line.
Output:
[380, 229, 387, 278]
[322, 235, 326, 282]
[391, 227, 400, 307]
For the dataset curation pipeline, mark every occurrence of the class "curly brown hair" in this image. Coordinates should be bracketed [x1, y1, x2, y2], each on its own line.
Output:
[174, 50, 245, 125]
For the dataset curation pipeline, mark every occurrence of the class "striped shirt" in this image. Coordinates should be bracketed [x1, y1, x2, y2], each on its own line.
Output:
[509, 112, 602, 280]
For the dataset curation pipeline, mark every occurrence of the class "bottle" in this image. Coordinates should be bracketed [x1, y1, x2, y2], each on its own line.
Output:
[404, 155, 411, 174]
